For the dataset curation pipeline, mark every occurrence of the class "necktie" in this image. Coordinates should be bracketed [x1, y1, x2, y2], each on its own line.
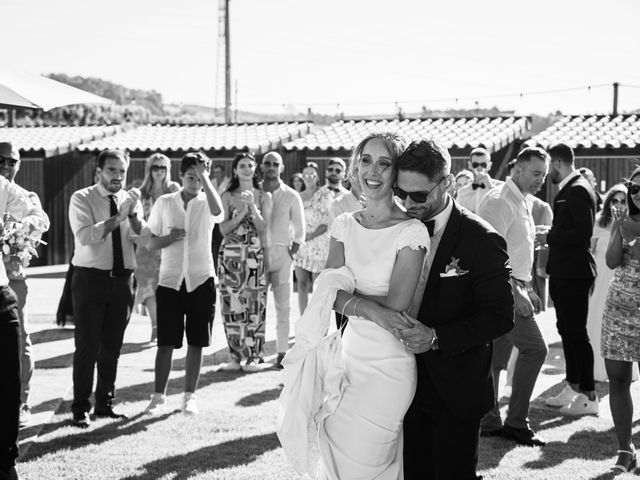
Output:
[424, 220, 435, 237]
[472, 182, 486, 190]
[109, 195, 125, 276]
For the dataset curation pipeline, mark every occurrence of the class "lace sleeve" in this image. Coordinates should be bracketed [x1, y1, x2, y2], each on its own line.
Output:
[328, 212, 350, 243]
[397, 220, 430, 253]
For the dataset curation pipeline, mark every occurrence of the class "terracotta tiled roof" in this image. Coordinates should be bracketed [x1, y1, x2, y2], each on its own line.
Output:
[531, 114, 640, 149]
[0, 125, 121, 157]
[77, 122, 313, 154]
[283, 117, 530, 153]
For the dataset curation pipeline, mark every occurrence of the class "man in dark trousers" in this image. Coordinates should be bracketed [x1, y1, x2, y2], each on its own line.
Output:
[395, 139, 514, 480]
[540, 142, 599, 415]
[68, 149, 144, 427]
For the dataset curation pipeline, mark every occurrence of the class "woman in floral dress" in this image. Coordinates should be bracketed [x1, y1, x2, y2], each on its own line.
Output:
[293, 162, 333, 315]
[134, 153, 179, 342]
[218, 153, 272, 372]
[601, 166, 640, 473]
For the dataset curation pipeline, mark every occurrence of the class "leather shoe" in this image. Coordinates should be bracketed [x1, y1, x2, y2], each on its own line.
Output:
[72, 411, 91, 428]
[93, 405, 127, 419]
[480, 428, 503, 437]
[500, 424, 546, 446]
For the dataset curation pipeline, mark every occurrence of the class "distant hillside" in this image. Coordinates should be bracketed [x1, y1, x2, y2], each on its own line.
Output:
[46, 73, 165, 115]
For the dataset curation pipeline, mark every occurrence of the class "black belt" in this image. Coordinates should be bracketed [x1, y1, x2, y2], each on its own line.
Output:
[76, 267, 133, 278]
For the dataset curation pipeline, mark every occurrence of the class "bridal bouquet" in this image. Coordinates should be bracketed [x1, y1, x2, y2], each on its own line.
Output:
[0, 213, 45, 276]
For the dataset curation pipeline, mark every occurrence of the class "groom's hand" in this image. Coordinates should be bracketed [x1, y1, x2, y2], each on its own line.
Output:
[398, 313, 434, 354]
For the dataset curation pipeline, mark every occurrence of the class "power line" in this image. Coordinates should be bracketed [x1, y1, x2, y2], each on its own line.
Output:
[238, 83, 615, 109]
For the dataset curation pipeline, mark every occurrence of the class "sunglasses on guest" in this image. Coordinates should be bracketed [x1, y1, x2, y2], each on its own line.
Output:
[610, 198, 625, 205]
[150, 165, 167, 172]
[263, 160, 280, 167]
[327, 166, 343, 174]
[471, 162, 487, 169]
[393, 177, 446, 203]
[0, 156, 19, 167]
[626, 182, 640, 195]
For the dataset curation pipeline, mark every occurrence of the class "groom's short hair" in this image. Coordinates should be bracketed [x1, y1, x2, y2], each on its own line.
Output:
[397, 139, 451, 180]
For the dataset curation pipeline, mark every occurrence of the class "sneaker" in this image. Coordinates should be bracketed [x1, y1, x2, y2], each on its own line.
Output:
[242, 363, 262, 373]
[182, 392, 199, 415]
[219, 360, 241, 371]
[19, 404, 32, 428]
[545, 385, 578, 407]
[144, 393, 166, 416]
[559, 393, 599, 416]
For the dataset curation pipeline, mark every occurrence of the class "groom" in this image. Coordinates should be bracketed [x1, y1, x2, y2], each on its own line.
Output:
[395, 139, 514, 479]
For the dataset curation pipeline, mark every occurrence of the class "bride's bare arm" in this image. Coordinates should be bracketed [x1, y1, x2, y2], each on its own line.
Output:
[328, 241, 426, 336]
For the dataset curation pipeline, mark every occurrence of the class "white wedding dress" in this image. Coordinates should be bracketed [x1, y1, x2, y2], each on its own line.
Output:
[317, 213, 429, 480]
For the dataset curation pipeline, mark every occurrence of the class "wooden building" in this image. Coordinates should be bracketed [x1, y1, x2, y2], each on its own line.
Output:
[530, 114, 640, 200]
[281, 116, 531, 182]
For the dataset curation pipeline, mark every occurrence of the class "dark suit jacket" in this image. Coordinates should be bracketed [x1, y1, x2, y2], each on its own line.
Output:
[415, 201, 514, 421]
[546, 174, 597, 279]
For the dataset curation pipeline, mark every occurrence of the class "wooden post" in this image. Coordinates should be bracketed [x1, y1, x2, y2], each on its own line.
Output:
[613, 82, 619, 116]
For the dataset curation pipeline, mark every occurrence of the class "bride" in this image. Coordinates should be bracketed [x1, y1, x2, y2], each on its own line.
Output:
[280, 131, 429, 479]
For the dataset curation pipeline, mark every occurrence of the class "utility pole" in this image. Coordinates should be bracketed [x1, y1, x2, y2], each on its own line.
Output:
[216, 0, 232, 123]
[613, 82, 619, 116]
[224, 0, 231, 123]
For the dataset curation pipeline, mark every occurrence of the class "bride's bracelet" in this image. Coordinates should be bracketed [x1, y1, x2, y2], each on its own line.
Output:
[353, 298, 362, 317]
[341, 297, 356, 318]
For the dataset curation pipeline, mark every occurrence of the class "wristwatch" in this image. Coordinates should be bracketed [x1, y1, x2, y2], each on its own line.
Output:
[430, 328, 439, 351]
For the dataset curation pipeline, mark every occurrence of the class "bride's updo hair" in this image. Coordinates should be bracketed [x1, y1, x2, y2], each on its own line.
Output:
[348, 132, 407, 181]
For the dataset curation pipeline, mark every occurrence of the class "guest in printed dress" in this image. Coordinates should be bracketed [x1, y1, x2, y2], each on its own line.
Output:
[601, 166, 640, 473]
[134, 153, 179, 342]
[587, 184, 627, 382]
[293, 162, 333, 315]
[218, 153, 272, 372]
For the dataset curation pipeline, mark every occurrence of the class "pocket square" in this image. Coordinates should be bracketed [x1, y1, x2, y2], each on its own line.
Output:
[441, 256, 469, 278]
[440, 270, 468, 278]
[556, 199, 566, 203]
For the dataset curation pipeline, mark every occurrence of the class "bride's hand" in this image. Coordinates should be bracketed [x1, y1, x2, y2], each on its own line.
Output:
[358, 302, 412, 340]
[398, 312, 434, 353]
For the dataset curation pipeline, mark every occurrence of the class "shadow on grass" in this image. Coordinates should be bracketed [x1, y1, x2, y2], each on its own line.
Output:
[30, 328, 75, 345]
[21, 408, 175, 462]
[120, 432, 280, 480]
[35, 341, 154, 369]
[236, 388, 281, 407]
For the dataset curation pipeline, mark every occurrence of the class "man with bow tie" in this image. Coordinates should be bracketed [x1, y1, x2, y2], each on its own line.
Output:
[457, 147, 504, 213]
[391, 139, 514, 479]
[324, 157, 349, 198]
[68, 149, 144, 428]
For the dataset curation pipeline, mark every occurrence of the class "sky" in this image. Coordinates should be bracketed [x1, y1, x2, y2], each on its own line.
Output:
[3, 0, 640, 117]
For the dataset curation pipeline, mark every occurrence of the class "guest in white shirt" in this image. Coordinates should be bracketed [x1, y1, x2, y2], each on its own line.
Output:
[260, 152, 305, 368]
[457, 147, 503, 213]
[144, 152, 223, 416]
[325, 157, 349, 198]
[211, 163, 231, 194]
[478, 146, 550, 446]
[68, 149, 144, 427]
[0, 164, 49, 479]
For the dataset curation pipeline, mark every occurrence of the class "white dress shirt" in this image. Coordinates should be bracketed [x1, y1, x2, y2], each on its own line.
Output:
[269, 183, 305, 247]
[478, 178, 535, 282]
[409, 196, 454, 316]
[557, 170, 581, 192]
[147, 190, 223, 292]
[0, 176, 50, 286]
[68, 183, 142, 270]
[457, 178, 504, 213]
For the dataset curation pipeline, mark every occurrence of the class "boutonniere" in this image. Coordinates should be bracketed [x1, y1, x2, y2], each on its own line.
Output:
[440, 257, 469, 278]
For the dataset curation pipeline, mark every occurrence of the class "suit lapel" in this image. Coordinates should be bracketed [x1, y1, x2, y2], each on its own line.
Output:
[424, 202, 463, 303]
[555, 174, 580, 203]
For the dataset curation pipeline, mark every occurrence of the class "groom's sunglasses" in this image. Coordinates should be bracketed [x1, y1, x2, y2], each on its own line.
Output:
[626, 182, 640, 195]
[393, 177, 445, 204]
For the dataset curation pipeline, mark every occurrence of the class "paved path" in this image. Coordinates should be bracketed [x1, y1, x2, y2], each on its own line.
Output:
[20, 265, 619, 455]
